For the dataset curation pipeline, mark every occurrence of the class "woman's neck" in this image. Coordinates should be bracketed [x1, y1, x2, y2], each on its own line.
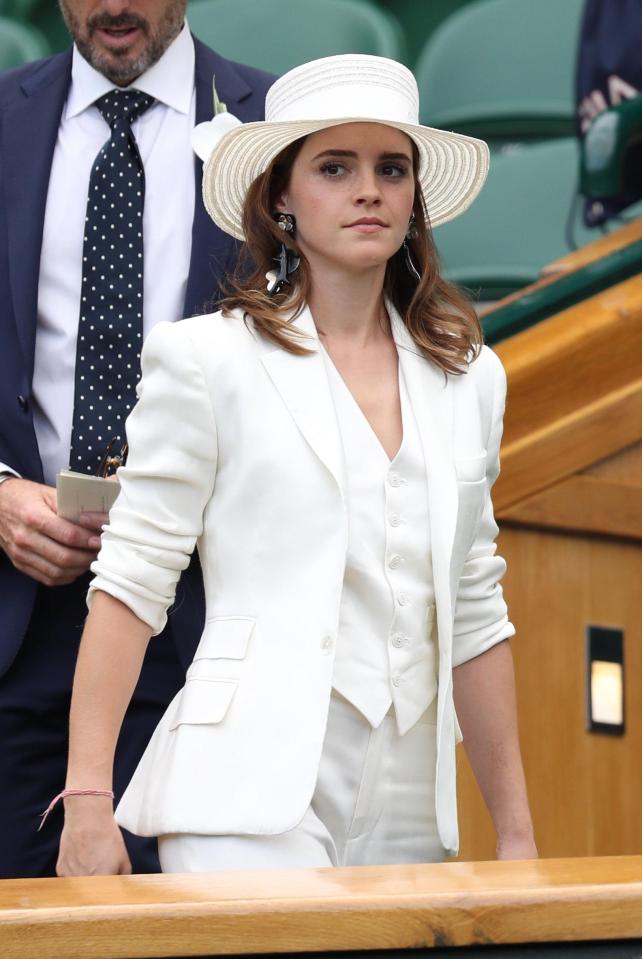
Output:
[306, 263, 391, 348]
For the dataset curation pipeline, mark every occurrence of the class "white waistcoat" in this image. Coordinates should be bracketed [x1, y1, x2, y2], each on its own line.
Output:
[322, 350, 437, 736]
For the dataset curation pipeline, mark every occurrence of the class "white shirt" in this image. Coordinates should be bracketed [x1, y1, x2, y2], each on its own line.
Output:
[1, 25, 197, 485]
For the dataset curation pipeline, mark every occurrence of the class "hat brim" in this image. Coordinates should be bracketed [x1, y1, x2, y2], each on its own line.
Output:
[202, 117, 489, 242]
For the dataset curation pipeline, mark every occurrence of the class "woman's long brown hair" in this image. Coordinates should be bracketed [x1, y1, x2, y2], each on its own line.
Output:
[220, 138, 483, 374]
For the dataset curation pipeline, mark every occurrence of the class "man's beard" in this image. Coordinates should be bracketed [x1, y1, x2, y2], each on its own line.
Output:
[59, 2, 186, 85]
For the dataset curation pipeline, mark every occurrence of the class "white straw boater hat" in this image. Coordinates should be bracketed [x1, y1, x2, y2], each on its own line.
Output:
[193, 54, 489, 242]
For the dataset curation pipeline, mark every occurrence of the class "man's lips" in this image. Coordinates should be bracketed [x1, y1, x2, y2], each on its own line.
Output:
[94, 26, 143, 49]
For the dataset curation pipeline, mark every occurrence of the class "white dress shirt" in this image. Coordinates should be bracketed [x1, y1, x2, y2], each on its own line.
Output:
[1, 25, 197, 486]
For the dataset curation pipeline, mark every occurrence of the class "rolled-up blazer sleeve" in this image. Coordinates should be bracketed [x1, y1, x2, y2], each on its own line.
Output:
[88, 320, 218, 635]
[451, 353, 515, 667]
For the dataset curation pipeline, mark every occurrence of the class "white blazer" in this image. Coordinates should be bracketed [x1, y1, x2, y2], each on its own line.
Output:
[90, 303, 514, 855]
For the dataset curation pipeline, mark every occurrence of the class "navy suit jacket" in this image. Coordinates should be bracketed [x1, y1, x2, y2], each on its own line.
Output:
[0, 38, 274, 676]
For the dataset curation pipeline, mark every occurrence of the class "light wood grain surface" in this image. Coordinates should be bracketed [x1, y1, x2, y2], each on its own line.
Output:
[500, 473, 642, 540]
[492, 274, 642, 512]
[2, 857, 642, 958]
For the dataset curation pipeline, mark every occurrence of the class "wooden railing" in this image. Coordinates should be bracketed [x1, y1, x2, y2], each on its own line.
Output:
[492, 271, 642, 534]
[2, 857, 642, 958]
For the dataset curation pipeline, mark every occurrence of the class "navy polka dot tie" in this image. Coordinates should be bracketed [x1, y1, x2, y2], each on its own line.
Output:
[70, 89, 155, 475]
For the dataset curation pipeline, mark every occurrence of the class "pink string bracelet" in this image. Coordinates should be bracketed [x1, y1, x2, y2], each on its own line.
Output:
[38, 788, 115, 831]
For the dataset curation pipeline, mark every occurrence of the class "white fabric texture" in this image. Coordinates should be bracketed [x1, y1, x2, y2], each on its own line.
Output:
[27, 25, 196, 486]
[322, 349, 437, 735]
[157, 690, 444, 871]
[89, 303, 514, 854]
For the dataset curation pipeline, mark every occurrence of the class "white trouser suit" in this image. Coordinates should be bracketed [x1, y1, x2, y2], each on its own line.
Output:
[91, 306, 515, 865]
[159, 349, 444, 871]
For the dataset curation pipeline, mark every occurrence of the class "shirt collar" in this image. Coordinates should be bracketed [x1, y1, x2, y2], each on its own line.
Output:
[66, 21, 195, 120]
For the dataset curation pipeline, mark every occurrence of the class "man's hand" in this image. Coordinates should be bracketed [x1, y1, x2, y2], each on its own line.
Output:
[0, 478, 107, 586]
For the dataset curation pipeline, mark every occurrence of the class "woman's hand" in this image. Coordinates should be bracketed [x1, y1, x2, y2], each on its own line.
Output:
[57, 797, 132, 876]
[496, 833, 539, 861]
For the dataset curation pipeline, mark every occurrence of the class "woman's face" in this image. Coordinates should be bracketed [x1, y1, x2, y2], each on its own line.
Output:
[275, 122, 416, 276]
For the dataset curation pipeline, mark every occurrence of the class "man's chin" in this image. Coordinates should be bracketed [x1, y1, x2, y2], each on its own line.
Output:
[78, 41, 152, 86]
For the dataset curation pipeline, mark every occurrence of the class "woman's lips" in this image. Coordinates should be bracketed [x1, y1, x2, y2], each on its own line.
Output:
[345, 220, 387, 233]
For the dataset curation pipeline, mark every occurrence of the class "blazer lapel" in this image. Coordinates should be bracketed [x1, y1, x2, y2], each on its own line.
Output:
[392, 310, 457, 637]
[260, 306, 345, 497]
[2, 52, 71, 375]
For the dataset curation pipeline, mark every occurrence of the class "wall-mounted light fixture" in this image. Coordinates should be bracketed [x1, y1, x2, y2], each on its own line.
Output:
[586, 626, 625, 736]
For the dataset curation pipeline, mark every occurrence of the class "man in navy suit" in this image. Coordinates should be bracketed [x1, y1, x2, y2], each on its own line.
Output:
[0, 0, 273, 877]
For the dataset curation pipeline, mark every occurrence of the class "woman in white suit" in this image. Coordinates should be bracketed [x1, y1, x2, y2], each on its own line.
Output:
[56, 55, 536, 875]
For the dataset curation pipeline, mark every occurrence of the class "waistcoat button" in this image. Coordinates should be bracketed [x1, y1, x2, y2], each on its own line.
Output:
[321, 636, 334, 654]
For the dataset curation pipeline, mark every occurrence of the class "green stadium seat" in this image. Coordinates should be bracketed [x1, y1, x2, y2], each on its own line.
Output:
[30, 2, 70, 54]
[433, 138, 601, 301]
[2, 1, 68, 54]
[187, 0, 405, 74]
[376, 0, 478, 69]
[0, 1, 41, 17]
[0, 16, 50, 68]
[416, 0, 584, 140]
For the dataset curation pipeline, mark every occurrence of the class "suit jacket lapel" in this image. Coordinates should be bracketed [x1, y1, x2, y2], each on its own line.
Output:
[2, 51, 71, 376]
[260, 306, 345, 497]
[392, 310, 457, 635]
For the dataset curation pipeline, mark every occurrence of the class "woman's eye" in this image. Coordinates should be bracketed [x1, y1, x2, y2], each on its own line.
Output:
[320, 162, 345, 177]
[380, 164, 407, 178]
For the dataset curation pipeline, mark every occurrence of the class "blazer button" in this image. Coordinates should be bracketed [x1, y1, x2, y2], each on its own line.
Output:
[17, 394, 29, 412]
[321, 636, 334, 654]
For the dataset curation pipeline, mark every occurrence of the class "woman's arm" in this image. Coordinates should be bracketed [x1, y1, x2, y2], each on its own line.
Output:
[453, 639, 537, 859]
[57, 591, 152, 876]
[55, 321, 219, 875]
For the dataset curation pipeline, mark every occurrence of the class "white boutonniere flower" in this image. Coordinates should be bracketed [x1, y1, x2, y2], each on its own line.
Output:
[191, 76, 242, 162]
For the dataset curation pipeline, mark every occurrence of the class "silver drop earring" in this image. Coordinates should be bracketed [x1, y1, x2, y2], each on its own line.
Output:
[403, 215, 421, 282]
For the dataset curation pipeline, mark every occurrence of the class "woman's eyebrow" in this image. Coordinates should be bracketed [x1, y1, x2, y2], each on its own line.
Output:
[311, 149, 412, 162]
[311, 149, 358, 160]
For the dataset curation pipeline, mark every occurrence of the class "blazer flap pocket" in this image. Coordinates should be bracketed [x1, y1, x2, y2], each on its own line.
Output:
[169, 678, 238, 730]
[454, 452, 487, 483]
[196, 616, 255, 660]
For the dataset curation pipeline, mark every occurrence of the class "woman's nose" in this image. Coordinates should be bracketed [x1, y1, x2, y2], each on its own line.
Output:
[354, 169, 382, 204]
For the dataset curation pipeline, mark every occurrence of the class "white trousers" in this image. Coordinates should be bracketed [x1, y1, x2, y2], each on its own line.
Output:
[158, 690, 445, 872]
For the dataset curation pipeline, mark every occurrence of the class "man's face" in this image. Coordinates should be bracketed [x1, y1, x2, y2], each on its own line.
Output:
[59, 1, 187, 85]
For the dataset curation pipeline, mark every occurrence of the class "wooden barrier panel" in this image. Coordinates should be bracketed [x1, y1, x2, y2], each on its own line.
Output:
[457, 528, 642, 862]
[492, 273, 642, 513]
[456, 261, 642, 862]
[1, 857, 642, 959]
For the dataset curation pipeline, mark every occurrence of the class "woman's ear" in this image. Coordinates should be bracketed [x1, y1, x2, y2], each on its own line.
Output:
[273, 192, 288, 213]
